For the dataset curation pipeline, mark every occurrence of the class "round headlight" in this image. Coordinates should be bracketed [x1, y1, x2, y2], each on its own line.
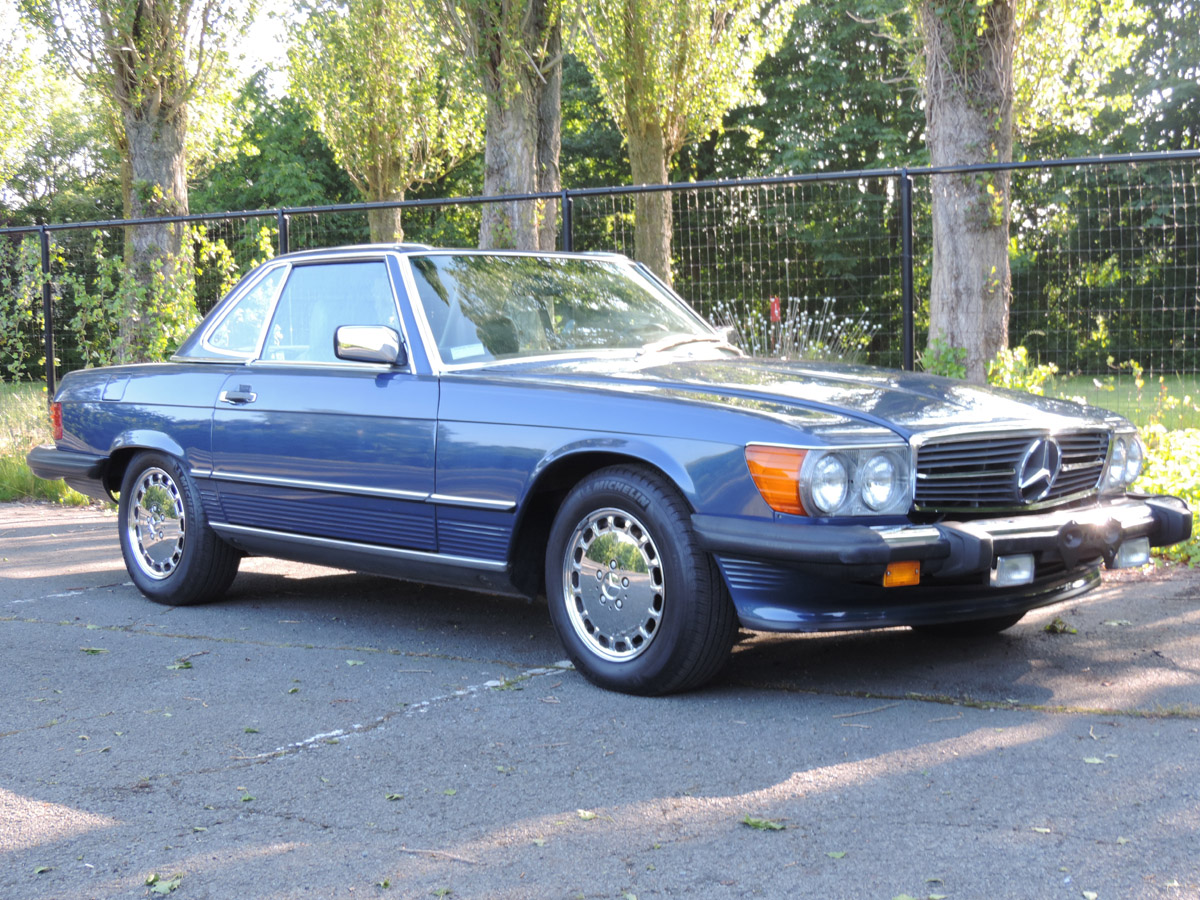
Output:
[810, 454, 849, 514]
[861, 454, 897, 511]
[1124, 437, 1143, 485]
[1108, 437, 1127, 488]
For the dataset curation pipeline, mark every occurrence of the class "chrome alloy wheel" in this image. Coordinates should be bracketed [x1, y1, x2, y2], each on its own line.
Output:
[562, 507, 664, 662]
[125, 467, 186, 580]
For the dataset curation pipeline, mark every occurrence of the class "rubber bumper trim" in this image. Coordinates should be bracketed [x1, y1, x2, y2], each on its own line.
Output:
[691, 514, 950, 571]
[25, 444, 108, 482]
[693, 494, 1192, 582]
[1141, 495, 1193, 547]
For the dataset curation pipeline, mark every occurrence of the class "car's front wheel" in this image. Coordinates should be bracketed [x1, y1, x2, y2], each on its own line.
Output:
[545, 465, 737, 695]
[118, 452, 240, 605]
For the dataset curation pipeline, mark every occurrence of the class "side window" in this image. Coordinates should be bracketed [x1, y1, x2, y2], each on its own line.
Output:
[205, 266, 287, 356]
[262, 261, 399, 363]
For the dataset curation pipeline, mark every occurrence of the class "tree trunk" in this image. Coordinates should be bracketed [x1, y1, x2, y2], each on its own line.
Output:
[535, 17, 562, 252]
[477, 6, 560, 251]
[921, 0, 1015, 383]
[481, 88, 540, 250]
[367, 202, 404, 244]
[628, 120, 672, 284]
[120, 105, 190, 362]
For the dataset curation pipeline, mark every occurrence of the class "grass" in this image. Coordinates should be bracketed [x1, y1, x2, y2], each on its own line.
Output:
[1049, 373, 1200, 430]
[0, 381, 95, 505]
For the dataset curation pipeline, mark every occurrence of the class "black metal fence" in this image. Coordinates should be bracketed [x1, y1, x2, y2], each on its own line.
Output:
[2, 150, 1198, 421]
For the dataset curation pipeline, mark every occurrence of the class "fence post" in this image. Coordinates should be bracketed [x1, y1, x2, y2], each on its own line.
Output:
[39, 226, 56, 396]
[899, 169, 915, 371]
[277, 209, 290, 255]
[560, 189, 573, 252]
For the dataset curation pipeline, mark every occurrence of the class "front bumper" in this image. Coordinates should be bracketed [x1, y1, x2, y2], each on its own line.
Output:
[694, 495, 1191, 581]
[693, 494, 1192, 632]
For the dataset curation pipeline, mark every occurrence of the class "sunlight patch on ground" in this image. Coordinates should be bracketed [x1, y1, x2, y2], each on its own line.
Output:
[404, 718, 1062, 868]
[0, 788, 117, 853]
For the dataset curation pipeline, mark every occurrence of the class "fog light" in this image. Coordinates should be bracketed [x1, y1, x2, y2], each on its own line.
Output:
[1112, 537, 1151, 569]
[991, 554, 1035, 587]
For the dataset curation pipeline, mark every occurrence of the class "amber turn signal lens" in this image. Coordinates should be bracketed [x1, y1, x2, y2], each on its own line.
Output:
[745, 445, 807, 515]
[882, 560, 920, 588]
[50, 401, 63, 441]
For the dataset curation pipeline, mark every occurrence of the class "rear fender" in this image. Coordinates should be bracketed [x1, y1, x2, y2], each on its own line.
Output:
[105, 431, 192, 494]
[109, 430, 188, 462]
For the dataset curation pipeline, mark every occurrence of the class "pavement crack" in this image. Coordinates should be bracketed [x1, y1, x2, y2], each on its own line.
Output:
[227, 660, 577, 766]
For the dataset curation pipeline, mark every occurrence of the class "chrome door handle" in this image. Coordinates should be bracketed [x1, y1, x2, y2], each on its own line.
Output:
[219, 386, 257, 404]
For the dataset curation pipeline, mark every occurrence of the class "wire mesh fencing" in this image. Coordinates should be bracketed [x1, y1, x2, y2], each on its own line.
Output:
[572, 175, 909, 366]
[1, 151, 1196, 423]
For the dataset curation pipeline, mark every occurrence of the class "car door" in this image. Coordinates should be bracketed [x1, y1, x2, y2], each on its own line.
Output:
[209, 256, 439, 552]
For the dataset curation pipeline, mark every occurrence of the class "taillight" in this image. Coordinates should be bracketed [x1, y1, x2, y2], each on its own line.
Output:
[50, 401, 63, 441]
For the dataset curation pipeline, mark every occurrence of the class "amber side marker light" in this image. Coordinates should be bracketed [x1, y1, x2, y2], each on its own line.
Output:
[883, 560, 920, 588]
[50, 401, 63, 441]
[745, 445, 808, 515]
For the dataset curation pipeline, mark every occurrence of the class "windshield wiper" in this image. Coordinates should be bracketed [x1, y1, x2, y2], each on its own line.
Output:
[637, 334, 726, 357]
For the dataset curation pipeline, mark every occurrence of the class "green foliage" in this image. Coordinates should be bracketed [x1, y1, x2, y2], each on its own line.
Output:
[288, 0, 484, 237]
[918, 338, 967, 379]
[986, 346, 1058, 394]
[0, 383, 93, 505]
[0, 6, 45, 186]
[560, 54, 628, 188]
[192, 73, 361, 214]
[575, 0, 797, 160]
[1138, 426, 1200, 566]
[1013, 0, 1146, 143]
[19, 0, 255, 120]
[1093, 0, 1199, 153]
[685, 0, 922, 179]
[61, 230, 202, 366]
[0, 237, 46, 382]
[1009, 162, 1200, 375]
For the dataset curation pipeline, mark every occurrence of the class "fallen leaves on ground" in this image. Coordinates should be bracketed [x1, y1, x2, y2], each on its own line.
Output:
[1044, 618, 1077, 634]
[740, 815, 785, 831]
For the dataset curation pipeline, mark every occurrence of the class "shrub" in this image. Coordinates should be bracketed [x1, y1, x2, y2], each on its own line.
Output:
[0, 383, 94, 505]
[1137, 426, 1200, 566]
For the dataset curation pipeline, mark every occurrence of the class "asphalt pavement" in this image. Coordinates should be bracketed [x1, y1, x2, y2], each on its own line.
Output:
[1, 501, 1198, 900]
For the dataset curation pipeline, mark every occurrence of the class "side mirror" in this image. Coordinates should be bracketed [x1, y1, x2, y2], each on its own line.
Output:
[334, 325, 406, 366]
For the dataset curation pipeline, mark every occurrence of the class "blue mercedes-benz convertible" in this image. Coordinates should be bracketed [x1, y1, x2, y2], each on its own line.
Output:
[28, 245, 1192, 694]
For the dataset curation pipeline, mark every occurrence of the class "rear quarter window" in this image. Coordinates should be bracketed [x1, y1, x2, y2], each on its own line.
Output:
[204, 266, 288, 356]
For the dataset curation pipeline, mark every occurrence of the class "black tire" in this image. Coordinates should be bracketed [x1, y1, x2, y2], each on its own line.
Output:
[545, 465, 737, 695]
[914, 612, 1025, 637]
[118, 451, 240, 605]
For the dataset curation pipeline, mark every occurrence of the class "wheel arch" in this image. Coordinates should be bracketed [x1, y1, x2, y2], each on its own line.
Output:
[507, 447, 694, 600]
[103, 432, 189, 495]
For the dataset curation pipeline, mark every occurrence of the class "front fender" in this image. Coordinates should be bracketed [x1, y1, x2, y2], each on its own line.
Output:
[531, 437, 702, 505]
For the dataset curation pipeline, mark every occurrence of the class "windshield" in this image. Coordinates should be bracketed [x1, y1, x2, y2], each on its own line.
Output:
[408, 253, 714, 366]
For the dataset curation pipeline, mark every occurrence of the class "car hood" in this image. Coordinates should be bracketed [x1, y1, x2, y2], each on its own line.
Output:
[470, 354, 1116, 438]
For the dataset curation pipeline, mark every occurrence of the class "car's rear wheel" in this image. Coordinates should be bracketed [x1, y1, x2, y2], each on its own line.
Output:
[118, 452, 240, 605]
[914, 612, 1025, 637]
[545, 465, 737, 695]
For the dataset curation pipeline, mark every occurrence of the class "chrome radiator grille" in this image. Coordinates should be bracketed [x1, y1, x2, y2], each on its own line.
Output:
[914, 429, 1110, 510]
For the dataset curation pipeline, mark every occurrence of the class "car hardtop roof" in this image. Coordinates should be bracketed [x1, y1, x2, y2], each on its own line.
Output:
[274, 244, 632, 264]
